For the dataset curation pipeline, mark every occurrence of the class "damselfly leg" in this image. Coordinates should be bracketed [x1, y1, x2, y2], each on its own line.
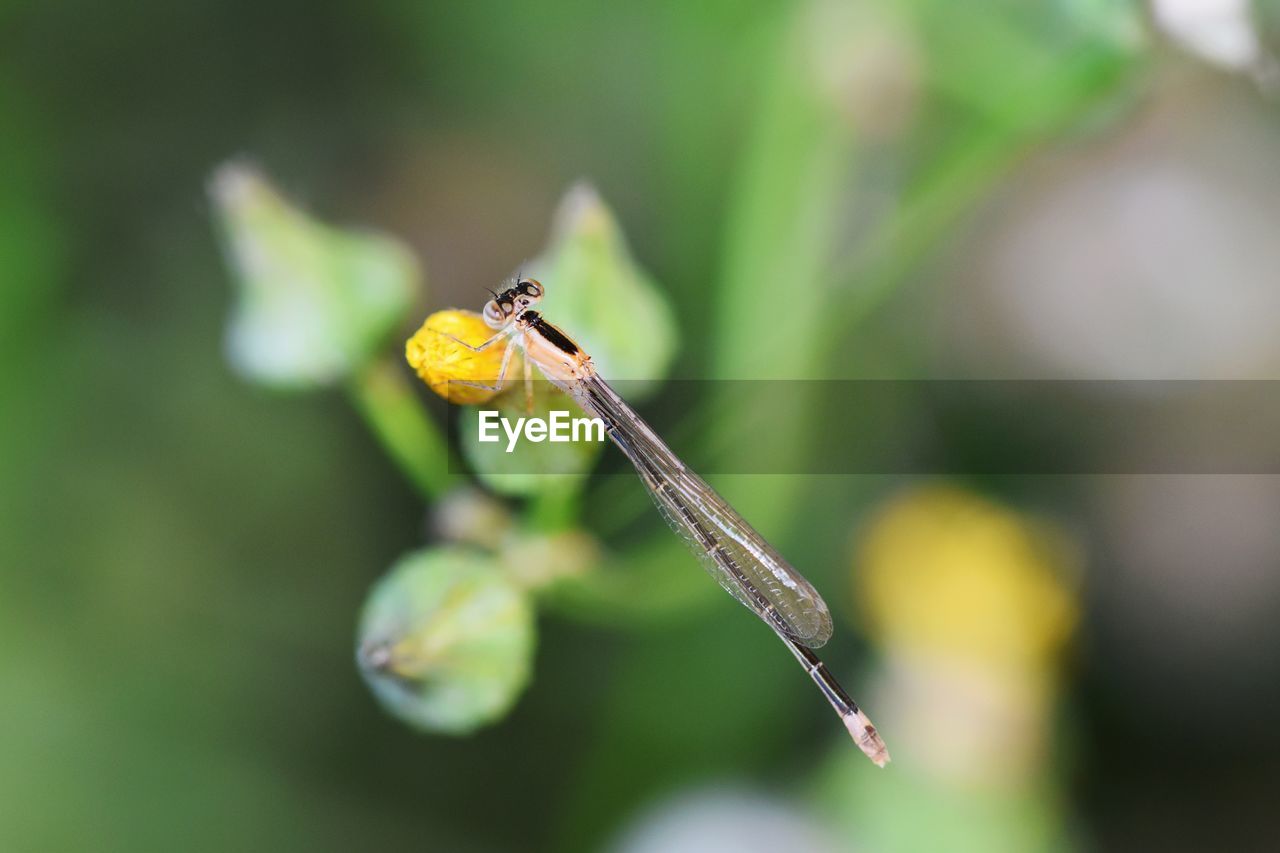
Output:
[427, 327, 507, 353]
[426, 326, 522, 394]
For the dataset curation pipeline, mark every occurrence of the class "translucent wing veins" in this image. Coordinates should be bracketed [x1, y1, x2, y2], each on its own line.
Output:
[575, 376, 833, 648]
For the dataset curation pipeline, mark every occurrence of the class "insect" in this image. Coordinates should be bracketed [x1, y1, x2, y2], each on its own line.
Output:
[435, 277, 889, 766]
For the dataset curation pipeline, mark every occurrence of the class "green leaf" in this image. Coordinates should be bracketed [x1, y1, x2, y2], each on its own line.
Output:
[210, 162, 419, 389]
[356, 547, 534, 734]
[527, 183, 677, 389]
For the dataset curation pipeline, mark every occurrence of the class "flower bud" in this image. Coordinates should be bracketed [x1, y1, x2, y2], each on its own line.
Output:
[524, 182, 676, 387]
[211, 162, 418, 388]
[405, 309, 515, 404]
[356, 548, 534, 734]
[855, 484, 1078, 669]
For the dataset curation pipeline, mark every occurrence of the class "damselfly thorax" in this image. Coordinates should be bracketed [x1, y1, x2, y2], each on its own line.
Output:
[511, 310, 595, 387]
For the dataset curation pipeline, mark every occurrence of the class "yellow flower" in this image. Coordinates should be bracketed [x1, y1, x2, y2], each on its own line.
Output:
[855, 484, 1079, 670]
[405, 310, 517, 404]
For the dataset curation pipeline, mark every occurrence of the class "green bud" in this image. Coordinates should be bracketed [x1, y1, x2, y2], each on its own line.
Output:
[356, 548, 534, 734]
[526, 183, 677, 389]
[210, 162, 418, 388]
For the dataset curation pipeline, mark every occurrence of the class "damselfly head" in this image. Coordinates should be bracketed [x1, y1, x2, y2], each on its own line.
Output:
[482, 291, 517, 328]
[483, 278, 543, 328]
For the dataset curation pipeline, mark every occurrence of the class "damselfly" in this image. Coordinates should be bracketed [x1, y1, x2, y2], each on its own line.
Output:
[439, 278, 889, 766]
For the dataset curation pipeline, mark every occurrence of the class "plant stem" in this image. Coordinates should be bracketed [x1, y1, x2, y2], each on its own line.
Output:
[348, 357, 462, 501]
[828, 45, 1136, 338]
[526, 483, 581, 532]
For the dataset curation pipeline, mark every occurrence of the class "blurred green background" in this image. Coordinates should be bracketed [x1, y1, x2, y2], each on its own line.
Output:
[5, 1, 1280, 851]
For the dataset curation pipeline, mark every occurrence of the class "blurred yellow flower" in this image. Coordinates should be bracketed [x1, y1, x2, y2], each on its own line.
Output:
[855, 484, 1079, 670]
[405, 309, 516, 405]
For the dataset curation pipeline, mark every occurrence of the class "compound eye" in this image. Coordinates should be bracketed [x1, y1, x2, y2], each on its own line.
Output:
[482, 300, 505, 327]
[518, 279, 543, 299]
